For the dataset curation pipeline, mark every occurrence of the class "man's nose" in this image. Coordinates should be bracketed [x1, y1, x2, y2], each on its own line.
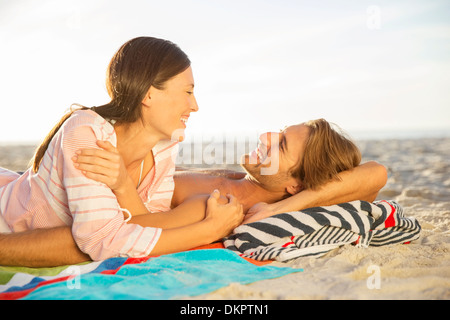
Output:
[259, 132, 279, 146]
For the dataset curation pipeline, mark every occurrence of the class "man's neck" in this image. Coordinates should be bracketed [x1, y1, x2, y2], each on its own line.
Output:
[222, 175, 287, 213]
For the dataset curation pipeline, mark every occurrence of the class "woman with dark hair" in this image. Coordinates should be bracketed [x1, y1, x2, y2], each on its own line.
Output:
[0, 37, 244, 261]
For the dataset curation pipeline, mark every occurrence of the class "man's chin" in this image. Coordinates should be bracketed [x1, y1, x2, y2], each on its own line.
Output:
[239, 154, 252, 172]
[240, 156, 260, 181]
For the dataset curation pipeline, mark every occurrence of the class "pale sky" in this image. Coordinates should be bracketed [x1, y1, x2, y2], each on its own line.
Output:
[0, 0, 449, 143]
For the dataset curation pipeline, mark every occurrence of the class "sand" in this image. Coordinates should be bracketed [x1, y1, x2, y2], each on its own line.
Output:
[1, 137, 449, 299]
[196, 137, 450, 300]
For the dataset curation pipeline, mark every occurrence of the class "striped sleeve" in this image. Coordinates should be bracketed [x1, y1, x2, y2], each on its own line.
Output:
[0, 167, 19, 187]
[60, 115, 161, 261]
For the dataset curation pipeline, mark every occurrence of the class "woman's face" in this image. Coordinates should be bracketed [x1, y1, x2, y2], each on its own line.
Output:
[142, 66, 198, 142]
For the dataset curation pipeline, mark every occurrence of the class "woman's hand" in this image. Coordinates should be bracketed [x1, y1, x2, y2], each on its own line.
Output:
[72, 140, 130, 195]
[243, 202, 275, 224]
[204, 190, 244, 239]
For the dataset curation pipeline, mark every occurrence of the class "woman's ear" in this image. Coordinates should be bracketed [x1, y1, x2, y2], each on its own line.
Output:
[141, 87, 152, 108]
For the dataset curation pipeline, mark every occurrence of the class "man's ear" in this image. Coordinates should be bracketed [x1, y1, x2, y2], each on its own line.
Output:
[286, 181, 303, 195]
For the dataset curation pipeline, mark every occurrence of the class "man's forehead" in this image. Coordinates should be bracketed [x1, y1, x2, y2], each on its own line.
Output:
[284, 123, 309, 155]
[284, 123, 307, 134]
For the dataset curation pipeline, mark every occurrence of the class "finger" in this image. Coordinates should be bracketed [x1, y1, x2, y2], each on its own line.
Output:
[226, 193, 239, 206]
[73, 155, 119, 170]
[96, 140, 117, 152]
[74, 162, 118, 177]
[210, 189, 220, 199]
[76, 154, 118, 167]
[76, 148, 114, 160]
[75, 149, 120, 164]
[83, 171, 112, 185]
[207, 189, 220, 204]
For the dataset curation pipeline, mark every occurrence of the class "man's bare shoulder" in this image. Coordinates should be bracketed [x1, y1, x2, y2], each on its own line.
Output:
[175, 167, 245, 179]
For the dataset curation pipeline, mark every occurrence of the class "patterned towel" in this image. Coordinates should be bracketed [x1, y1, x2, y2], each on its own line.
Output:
[0, 248, 301, 300]
[223, 200, 421, 262]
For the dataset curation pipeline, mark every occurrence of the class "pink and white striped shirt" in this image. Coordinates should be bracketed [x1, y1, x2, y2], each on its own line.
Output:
[0, 110, 178, 261]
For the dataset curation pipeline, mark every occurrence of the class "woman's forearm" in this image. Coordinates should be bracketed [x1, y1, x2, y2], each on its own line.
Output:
[270, 161, 388, 214]
[114, 176, 150, 216]
[130, 195, 208, 229]
[149, 220, 217, 256]
[150, 192, 243, 256]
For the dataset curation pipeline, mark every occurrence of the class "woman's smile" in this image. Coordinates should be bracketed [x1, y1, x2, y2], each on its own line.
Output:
[180, 115, 189, 127]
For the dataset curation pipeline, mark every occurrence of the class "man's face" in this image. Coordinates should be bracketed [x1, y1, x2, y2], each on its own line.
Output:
[241, 124, 310, 193]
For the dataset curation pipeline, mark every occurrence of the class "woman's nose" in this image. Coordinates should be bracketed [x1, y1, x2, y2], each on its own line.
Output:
[190, 96, 199, 112]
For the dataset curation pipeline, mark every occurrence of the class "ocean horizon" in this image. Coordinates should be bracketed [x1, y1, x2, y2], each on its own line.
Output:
[2, 126, 449, 146]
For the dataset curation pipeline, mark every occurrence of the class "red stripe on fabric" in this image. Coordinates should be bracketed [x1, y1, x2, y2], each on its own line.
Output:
[383, 200, 396, 228]
[37, 175, 69, 209]
[124, 256, 152, 265]
[0, 275, 72, 300]
[69, 195, 116, 202]
[281, 236, 296, 248]
[66, 183, 106, 188]
[40, 161, 64, 190]
[73, 207, 119, 214]
[141, 229, 161, 255]
[99, 257, 152, 275]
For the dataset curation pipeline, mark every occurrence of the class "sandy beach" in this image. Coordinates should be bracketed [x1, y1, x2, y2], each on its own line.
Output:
[1, 137, 449, 299]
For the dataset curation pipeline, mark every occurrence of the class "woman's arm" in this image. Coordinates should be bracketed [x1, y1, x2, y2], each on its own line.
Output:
[244, 161, 388, 223]
[131, 194, 209, 228]
[150, 190, 243, 256]
[73, 142, 245, 212]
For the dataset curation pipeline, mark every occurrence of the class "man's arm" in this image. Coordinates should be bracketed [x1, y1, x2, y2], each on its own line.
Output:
[244, 161, 388, 223]
[0, 227, 90, 267]
[0, 192, 235, 268]
[0, 199, 207, 268]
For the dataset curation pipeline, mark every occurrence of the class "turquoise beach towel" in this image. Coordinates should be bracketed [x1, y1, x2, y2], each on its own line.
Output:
[1, 249, 302, 300]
